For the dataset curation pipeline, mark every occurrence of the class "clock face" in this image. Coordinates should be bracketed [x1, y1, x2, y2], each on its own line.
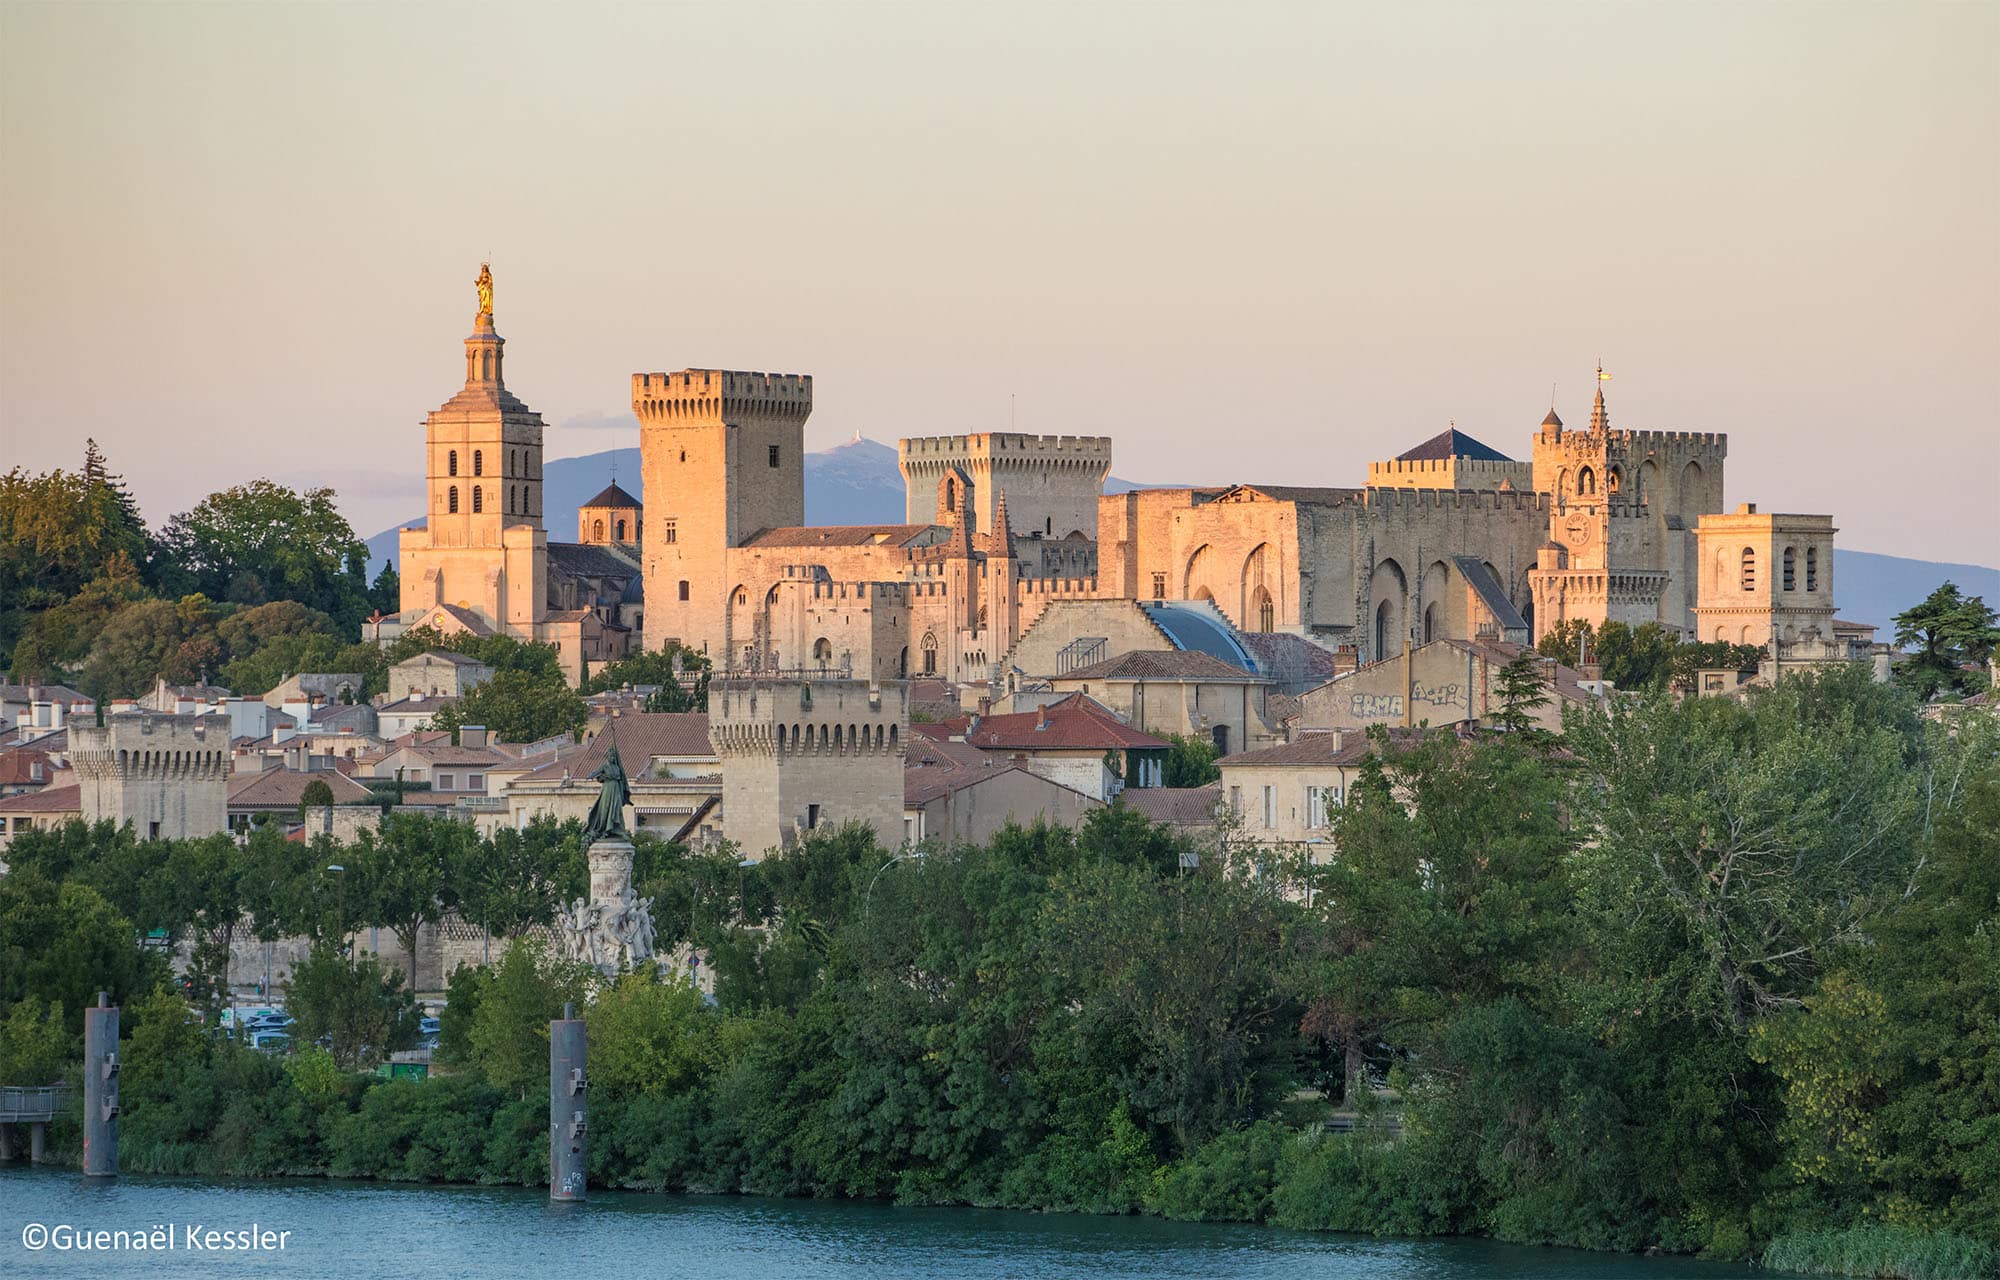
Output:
[1563, 515, 1592, 547]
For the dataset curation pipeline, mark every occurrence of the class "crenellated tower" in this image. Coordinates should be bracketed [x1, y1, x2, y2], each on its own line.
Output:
[709, 677, 908, 857]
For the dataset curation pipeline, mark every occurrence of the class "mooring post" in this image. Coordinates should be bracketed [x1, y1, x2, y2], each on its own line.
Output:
[549, 1000, 586, 1202]
[83, 990, 119, 1177]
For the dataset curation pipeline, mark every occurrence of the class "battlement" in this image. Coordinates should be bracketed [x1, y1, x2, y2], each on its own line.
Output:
[1366, 457, 1535, 491]
[631, 369, 812, 425]
[1541, 426, 1728, 452]
[899, 432, 1113, 463]
[1361, 488, 1550, 514]
[71, 712, 230, 781]
[709, 678, 908, 759]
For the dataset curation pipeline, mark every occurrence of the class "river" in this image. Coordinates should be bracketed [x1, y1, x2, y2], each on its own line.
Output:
[1, 1167, 1771, 1278]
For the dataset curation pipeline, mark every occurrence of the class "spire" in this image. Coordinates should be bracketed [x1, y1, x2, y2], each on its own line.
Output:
[1589, 361, 1611, 435]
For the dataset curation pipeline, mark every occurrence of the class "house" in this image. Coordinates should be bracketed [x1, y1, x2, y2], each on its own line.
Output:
[375, 693, 457, 739]
[950, 692, 1171, 801]
[0, 749, 61, 797]
[262, 673, 366, 707]
[494, 712, 720, 840]
[227, 768, 377, 830]
[1041, 649, 1282, 755]
[1215, 731, 1386, 860]
[387, 651, 494, 701]
[1297, 638, 1605, 736]
[902, 731, 1100, 845]
[0, 783, 81, 853]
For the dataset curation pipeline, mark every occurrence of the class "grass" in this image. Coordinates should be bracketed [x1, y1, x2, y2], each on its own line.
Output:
[1763, 1225, 1996, 1280]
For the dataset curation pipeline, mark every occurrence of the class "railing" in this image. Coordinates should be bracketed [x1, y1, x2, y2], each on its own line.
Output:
[0, 1086, 72, 1122]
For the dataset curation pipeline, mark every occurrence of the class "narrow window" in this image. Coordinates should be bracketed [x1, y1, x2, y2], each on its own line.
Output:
[615, 519, 627, 541]
[664, 520, 677, 544]
[1151, 572, 1166, 599]
[768, 444, 780, 468]
[1740, 547, 1756, 592]
[473, 449, 483, 476]
[472, 485, 483, 513]
[1262, 785, 1276, 829]
[1806, 547, 1819, 592]
[1782, 547, 1796, 591]
[449, 486, 459, 514]
[448, 449, 458, 476]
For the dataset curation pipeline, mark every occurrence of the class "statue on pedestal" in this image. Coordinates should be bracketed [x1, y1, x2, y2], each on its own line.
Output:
[474, 262, 494, 318]
[556, 740, 658, 976]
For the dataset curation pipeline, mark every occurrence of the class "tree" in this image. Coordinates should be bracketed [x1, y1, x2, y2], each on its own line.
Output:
[464, 939, 593, 1098]
[586, 967, 721, 1096]
[153, 481, 370, 629]
[352, 812, 478, 987]
[299, 779, 335, 819]
[1163, 733, 1223, 787]
[454, 819, 572, 962]
[368, 562, 400, 616]
[1491, 649, 1552, 735]
[0, 996, 77, 1086]
[0, 874, 164, 1023]
[580, 643, 712, 711]
[429, 668, 588, 744]
[1537, 618, 1594, 667]
[1892, 582, 1999, 701]
[284, 944, 421, 1070]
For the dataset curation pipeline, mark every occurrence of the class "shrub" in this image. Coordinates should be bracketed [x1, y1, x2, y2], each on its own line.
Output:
[1762, 1225, 1997, 1280]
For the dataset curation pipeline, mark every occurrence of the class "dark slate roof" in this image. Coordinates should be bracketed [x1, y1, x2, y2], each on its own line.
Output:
[1396, 428, 1514, 463]
[581, 482, 641, 510]
[1139, 603, 1255, 670]
[546, 541, 641, 579]
[1452, 556, 1529, 632]
[1058, 650, 1262, 683]
[741, 524, 935, 548]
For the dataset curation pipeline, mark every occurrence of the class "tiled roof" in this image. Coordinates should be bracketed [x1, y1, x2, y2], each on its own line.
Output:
[964, 693, 1168, 752]
[1236, 631, 1340, 683]
[1118, 785, 1222, 825]
[741, 524, 935, 548]
[1395, 428, 1513, 463]
[227, 769, 375, 808]
[905, 760, 1016, 806]
[906, 734, 997, 772]
[1221, 485, 1361, 506]
[520, 713, 715, 784]
[400, 650, 490, 668]
[0, 783, 81, 814]
[1057, 650, 1263, 683]
[0, 750, 59, 788]
[581, 482, 640, 510]
[547, 541, 641, 579]
[0, 684, 89, 705]
[1219, 731, 1377, 768]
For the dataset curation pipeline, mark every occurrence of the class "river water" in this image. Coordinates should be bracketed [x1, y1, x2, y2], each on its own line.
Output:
[0, 1167, 1769, 1279]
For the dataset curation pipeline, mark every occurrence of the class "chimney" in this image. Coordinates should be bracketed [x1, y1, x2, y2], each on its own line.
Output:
[461, 724, 489, 749]
[977, 696, 992, 717]
[1036, 702, 1048, 730]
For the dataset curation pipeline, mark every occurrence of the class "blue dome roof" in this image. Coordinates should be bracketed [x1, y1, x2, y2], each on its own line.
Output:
[1140, 602, 1254, 670]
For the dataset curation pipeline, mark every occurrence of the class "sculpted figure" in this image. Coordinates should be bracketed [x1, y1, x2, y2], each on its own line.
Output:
[583, 742, 631, 846]
[475, 262, 494, 317]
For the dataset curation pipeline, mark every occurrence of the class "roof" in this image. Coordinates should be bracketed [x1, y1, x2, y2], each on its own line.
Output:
[1118, 785, 1222, 826]
[1220, 485, 1361, 506]
[0, 783, 81, 814]
[1452, 556, 1530, 632]
[1138, 603, 1256, 669]
[1056, 649, 1263, 683]
[1541, 409, 1563, 428]
[0, 684, 89, 705]
[520, 712, 715, 784]
[740, 524, 936, 548]
[376, 695, 458, 717]
[406, 604, 494, 637]
[905, 759, 1016, 806]
[227, 769, 376, 808]
[0, 751, 60, 788]
[1234, 632, 1340, 685]
[1219, 731, 1378, 768]
[963, 693, 1169, 752]
[1396, 428, 1513, 463]
[581, 482, 641, 510]
[399, 650, 491, 668]
[547, 541, 641, 579]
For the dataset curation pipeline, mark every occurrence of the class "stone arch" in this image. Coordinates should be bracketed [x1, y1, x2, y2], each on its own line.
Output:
[1638, 458, 1660, 505]
[1806, 546, 1819, 592]
[1608, 465, 1623, 495]
[472, 485, 483, 513]
[1241, 543, 1272, 630]
[448, 449, 458, 477]
[473, 449, 484, 477]
[1370, 558, 1408, 660]
[813, 637, 832, 665]
[1680, 460, 1706, 521]
[1741, 546, 1757, 592]
[1420, 559, 1451, 643]
[1556, 467, 1570, 499]
[1577, 465, 1597, 496]
[1252, 586, 1274, 633]
[920, 631, 939, 676]
[592, 518, 605, 541]
[1184, 543, 1213, 599]
[615, 518, 627, 541]
[1782, 546, 1797, 591]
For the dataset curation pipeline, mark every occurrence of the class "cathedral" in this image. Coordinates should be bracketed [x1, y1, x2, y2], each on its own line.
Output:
[383, 268, 1845, 689]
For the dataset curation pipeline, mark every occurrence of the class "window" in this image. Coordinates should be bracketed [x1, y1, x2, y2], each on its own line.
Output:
[663, 520, 676, 544]
[467, 773, 484, 791]
[614, 519, 627, 541]
[1578, 466, 1596, 496]
[1229, 785, 1242, 816]
[436, 772, 454, 790]
[473, 449, 483, 476]
[1306, 785, 1339, 828]
[945, 477, 956, 508]
[1806, 547, 1819, 591]
[149, 822, 161, 841]
[448, 486, 459, 514]
[678, 580, 690, 602]
[1740, 546, 1756, 592]
[448, 449, 458, 476]
[921, 632, 938, 675]
[813, 637, 832, 665]
[593, 519, 605, 541]
[806, 803, 821, 829]
[1782, 547, 1796, 590]
[1261, 786, 1276, 829]
[1151, 572, 1166, 599]
[768, 444, 780, 468]
[472, 485, 483, 513]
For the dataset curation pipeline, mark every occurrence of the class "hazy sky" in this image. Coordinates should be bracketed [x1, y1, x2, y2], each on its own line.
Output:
[2, 2, 1994, 564]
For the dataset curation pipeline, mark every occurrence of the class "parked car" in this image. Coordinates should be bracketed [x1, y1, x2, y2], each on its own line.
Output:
[246, 1013, 294, 1032]
[418, 1016, 441, 1036]
[249, 1030, 292, 1054]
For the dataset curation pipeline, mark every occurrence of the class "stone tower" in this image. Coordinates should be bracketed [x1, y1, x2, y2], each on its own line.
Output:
[635, 369, 813, 657]
[578, 481, 642, 548]
[898, 432, 1112, 541]
[70, 712, 229, 840]
[1528, 371, 1728, 639]
[399, 266, 550, 631]
[1693, 505, 1838, 648]
[709, 678, 907, 858]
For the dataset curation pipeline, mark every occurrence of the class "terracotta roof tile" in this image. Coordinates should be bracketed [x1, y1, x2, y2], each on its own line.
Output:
[963, 693, 1168, 751]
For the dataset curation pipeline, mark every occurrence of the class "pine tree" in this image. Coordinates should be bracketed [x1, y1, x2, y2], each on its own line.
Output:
[1492, 649, 1553, 736]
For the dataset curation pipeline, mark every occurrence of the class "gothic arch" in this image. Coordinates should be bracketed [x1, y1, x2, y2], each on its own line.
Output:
[1241, 542, 1272, 630]
[1370, 558, 1408, 661]
[1680, 460, 1706, 521]
[1577, 465, 1597, 496]
[1184, 543, 1213, 599]
[1637, 458, 1660, 506]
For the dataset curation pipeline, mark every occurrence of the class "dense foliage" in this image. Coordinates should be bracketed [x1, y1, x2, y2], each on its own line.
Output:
[1892, 581, 1998, 702]
[3, 666, 1995, 1277]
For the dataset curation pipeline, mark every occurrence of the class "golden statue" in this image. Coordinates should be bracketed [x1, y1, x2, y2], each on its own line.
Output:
[475, 262, 494, 317]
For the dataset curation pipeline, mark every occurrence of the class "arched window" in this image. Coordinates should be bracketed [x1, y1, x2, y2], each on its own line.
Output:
[1375, 600, 1393, 660]
[920, 632, 938, 675]
[472, 485, 483, 513]
[813, 637, 832, 666]
[1782, 547, 1796, 591]
[1578, 466, 1597, 496]
[945, 477, 956, 508]
[448, 486, 459, 514]
[614, 519, 627, 541]
[1740, 546, 1756, 592]
[448, 449, 458, 476]
[1423, 603, 1438, 644]
[1608, 467, 1622, 494]
[1806, 547, 1819, 592]
[473, 449, 483, 476]
[592, 519, 605, 541]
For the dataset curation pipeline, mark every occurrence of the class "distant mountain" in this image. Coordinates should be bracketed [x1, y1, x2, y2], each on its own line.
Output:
[366, 443, 1993, 641]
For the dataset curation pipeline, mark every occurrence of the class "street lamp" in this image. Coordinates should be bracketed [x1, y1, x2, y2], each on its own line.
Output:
[863, 850, 925, 915]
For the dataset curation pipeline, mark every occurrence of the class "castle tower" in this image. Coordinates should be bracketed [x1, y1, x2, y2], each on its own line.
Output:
[71, 712, 229, 840]
[1693, 505, 1838, 650]
[635, 369, 813, 657]
[709, 678, 908, 858]
[898, 432, 1112, 544]
[398, 265, 550, 631]
[578, 481, 642, 547]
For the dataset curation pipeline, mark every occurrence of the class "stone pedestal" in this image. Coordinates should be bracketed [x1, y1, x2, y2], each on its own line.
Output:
[556, 839, 656, 977]
[587, 840, 635, 903]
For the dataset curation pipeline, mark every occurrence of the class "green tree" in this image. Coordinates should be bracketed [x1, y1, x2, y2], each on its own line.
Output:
[1163, 733, 1223, 787]
[586, 968, 721, 1096]
[154, 481, 370, 629]
[77, 593, 225, 699]
[0, 874, 163, 1023]
[0, 996, 77, 1086]
[1537, 618, 1594, 666]
[454, 818, 573, 963]
[285, 943, 421, 1070]
[1491, 649, 1552, 735]
[368, 561, 400, 616]
[299, 779, 336, 818]
[580, 642, 712, 711]
[352, 812, 479, 987]
[428, 668, 588, 744]
[1892, 581, 1999, 701]
[464, 939, 593, 1098]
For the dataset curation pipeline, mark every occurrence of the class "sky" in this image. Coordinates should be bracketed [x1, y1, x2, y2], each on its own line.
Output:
[2, 2, 1994, 564]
